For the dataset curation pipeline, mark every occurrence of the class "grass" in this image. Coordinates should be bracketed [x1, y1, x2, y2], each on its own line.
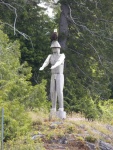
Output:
[66, 114, 113, 144]
[37, 111, 113, 143]
[4, 135, 46, 150]
[4, 111, 113, 149]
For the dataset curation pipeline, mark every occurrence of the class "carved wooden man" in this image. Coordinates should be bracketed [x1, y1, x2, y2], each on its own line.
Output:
[39, 29, 66, 119]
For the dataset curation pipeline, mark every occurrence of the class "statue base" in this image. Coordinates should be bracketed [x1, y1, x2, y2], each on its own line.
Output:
[56, 110, 66, 119]
[49, 109, 66, 120]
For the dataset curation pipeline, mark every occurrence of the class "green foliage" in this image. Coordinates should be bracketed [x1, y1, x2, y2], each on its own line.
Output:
[66, 125, 75, 134]
[0, 101, 31, 141]
[0, 27, 49, 109]
[1, 0, 113, 125]
[85, 136, 97, 143]
[98, 100, 113, 123]
[58, 0, 113, 119]
[64, 57, 99, 120]
[0, 28, 50, 141]
[0, 0, 56, 83]
[4, 136, 45, 150]
[78, 97, 99, 120]
[25, 79, 51, 109]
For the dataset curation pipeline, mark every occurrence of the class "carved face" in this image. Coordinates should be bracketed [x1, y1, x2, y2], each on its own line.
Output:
[52, 48, 60, 54]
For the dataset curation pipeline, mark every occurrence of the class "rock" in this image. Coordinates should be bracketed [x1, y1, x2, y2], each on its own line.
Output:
[31, 132, 45, 140]
[59, 136, 67, 144]
[99, 140, 113, 150]
[86, 142, 96, 150]
[50, 122, 63, 129]
[50, 123, 57, 129]
[106, 125, 113, 132]
[79, 124, 86, 129]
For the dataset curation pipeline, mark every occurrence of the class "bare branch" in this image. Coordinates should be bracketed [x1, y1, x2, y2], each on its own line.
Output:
[89, 43, 113, 76]
[68, 2, 113, 42]
[1, 21, 34, 49]
[68, 48, 83, 56]
[0, 1, 34, 49]
[89, 43, 103, 65]
[0, 0, 34, 49]
[68, 4, 94, 35]
[0, 1, 18, 35]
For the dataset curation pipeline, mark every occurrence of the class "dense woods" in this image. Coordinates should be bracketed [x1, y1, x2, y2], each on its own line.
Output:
[0, 0, 113, 143]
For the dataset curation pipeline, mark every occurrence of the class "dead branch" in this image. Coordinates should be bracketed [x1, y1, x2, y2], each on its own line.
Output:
[0, 1, 17, 35]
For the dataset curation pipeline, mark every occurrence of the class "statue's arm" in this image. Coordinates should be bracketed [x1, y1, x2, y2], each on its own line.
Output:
[39, 55, 51, 71]
[51, 54, 65, 69]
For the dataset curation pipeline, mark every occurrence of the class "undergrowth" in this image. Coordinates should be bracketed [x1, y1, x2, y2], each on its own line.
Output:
[3, 109, 113, 149]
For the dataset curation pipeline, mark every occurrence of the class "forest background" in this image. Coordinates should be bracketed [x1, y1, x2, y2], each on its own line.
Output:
[0, 0, 113, 142]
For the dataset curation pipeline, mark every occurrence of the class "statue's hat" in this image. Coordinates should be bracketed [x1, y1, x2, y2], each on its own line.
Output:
[50, 40, 61, 48]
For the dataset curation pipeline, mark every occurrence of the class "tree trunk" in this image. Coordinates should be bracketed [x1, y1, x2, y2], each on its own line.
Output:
[59, 4, 69, 50]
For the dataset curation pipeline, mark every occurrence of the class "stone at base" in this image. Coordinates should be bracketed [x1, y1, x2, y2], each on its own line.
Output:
[56, 110, 66, 119]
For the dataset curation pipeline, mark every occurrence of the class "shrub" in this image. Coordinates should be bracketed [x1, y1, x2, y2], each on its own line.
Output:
[0, 101, 31, 141]
[85, 135, 97, 143]
[98, 100, 113, 123]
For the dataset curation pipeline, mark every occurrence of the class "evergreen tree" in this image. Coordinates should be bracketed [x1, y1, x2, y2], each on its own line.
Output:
[0, 27, 50, 140]
[0, 0, 56, 83]
[57, 0, 113, 118]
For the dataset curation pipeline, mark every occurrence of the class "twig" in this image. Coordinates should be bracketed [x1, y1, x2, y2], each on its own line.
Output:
[1, 21, 34, 49]
[0, 1, 17, 35]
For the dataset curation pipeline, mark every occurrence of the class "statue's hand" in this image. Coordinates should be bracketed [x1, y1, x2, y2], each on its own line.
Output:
[39, 67, 44, 71]
[50, 66, 56, 69]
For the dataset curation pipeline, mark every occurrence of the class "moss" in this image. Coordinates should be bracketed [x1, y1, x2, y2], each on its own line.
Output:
[85, 136, 97, 143]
